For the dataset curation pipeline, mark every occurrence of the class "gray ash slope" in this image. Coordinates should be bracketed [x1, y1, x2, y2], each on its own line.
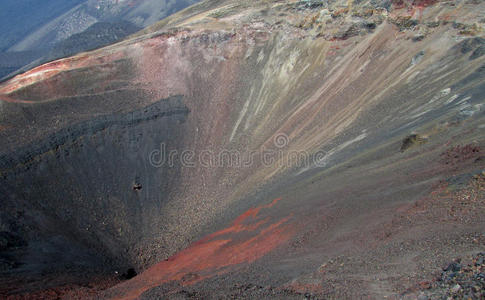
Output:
[46, 21, 142, 60]
[0, 0, 200, 81]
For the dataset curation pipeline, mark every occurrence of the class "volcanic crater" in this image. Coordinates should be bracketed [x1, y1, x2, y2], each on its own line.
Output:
[0, 0, 484, 299]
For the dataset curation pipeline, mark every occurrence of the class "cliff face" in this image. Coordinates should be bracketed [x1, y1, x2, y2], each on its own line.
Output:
[0, 0, 484, 298]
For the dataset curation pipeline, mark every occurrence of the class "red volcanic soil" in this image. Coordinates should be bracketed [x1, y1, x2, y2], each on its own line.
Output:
[106, 198, 294, 300]
[0, 94, 35, 104]
[0, 51, 126, 97]
[392, 0, 439, 9]
[0, 58, 85, 95]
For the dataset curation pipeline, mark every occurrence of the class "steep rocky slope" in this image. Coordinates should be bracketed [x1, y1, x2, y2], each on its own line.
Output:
[0, 0, 199, 80]
[6, 0, 200, 53]
[46, 21, 142, 60]
[0, 0, 84, 52]
[0, 0, 484, 298]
